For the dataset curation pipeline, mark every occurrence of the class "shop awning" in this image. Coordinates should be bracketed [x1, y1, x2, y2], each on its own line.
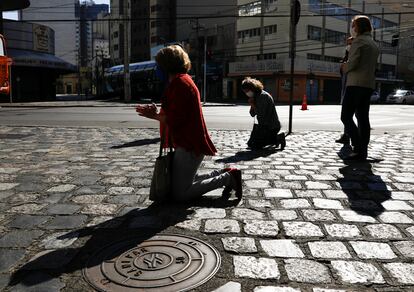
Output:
[8, 49, 77, 72]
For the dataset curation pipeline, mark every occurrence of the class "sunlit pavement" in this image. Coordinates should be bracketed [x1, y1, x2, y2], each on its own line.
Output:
[0, 125, 413, 291]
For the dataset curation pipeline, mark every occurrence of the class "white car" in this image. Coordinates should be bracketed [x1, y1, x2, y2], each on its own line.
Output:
[386, 90, 414, 104]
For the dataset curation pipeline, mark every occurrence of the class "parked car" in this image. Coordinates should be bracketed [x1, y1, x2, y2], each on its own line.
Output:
[386, 90, 414, 104]
[370, 91, 380, 103]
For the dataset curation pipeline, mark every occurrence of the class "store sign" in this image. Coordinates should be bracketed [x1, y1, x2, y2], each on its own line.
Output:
[33, 24, 51, 52]
[229, 58, 340, 76]
[230, 59, 285, 74]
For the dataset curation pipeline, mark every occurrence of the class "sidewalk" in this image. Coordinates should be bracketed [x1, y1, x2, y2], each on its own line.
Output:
[0, 97, 237, 108]
[0, 125, 413, 291]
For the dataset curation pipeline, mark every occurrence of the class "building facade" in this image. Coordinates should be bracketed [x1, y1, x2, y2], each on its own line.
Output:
[2, 20, 75, 101]
[228, 0, 399, 103]
[20, 0, 80, 66]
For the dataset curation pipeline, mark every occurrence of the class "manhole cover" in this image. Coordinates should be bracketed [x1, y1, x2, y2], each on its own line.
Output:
[83, 234, 221, 291]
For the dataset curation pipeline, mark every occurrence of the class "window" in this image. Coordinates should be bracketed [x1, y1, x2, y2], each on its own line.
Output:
[238, 1, 261, 16]
[264, 24, 277, 35]
[114, 44, 119, 51]
[114, 31, 118, 38]
[308, 25, 321, 41]
[261, 52, 277, 59]
[325, 28, 347, 45]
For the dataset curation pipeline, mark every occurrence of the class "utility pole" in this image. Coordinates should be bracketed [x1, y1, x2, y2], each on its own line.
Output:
[321, 0, 326, 59]
[259, 0, 265, 59]
[288, 0, 299, 135]
[203, 33, 207, 104]
[122, 0, 131, 102]
[395, 12, 401, 79]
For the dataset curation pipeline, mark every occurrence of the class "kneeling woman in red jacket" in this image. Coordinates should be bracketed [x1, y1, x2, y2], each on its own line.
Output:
[136, 45, 242, 201]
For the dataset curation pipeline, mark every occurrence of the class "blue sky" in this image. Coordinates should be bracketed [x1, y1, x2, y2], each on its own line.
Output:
[3, 0, 110, 20]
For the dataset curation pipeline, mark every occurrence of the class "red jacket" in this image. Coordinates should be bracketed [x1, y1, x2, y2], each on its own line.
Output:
[161, 74, 216, 156]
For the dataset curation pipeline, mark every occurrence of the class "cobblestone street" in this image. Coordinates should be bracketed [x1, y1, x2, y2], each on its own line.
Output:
[0, 125, 414, 291]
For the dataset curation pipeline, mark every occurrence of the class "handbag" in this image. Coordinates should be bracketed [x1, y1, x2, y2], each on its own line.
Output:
[149, 128, 174, 202]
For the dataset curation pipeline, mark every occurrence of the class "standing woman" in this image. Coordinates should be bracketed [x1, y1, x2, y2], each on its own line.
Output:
[136, 45, 242, 201]
[241, 77, 285, 150]
[341, 15, 379, 160]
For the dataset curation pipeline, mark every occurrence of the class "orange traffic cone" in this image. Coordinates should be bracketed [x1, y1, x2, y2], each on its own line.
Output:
[301, 94, 308, 111]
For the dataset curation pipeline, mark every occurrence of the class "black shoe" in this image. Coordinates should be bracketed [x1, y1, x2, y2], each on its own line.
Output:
[336, 134, 350, 144]
[278, 133, 286, 150]
[344, 152, 367, 161]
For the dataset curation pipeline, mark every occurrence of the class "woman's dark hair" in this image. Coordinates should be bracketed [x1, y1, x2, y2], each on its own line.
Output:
[155, 45, 191, 75]
[353, 15, 373, 35]
[241, 77, 264, 93]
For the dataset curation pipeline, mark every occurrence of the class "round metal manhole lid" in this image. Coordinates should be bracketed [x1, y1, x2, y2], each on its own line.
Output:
[83, 234, 221, 292]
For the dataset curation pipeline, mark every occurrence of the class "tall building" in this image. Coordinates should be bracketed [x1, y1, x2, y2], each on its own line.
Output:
[228, 0, 399, 102]
[20, 0, 80, 66]
[80, 1, 109, 67]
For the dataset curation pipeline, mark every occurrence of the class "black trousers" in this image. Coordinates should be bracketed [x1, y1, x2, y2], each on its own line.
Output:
[340, 86, 373, 156]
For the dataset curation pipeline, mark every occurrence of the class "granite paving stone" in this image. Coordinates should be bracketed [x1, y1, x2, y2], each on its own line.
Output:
[364, 224, 403, 239]
[331, 261, 385, 284]
[204, 219, 240, 233]
[0, 249, 25, 272]
[269, 210, 298, 220]
[231, 208, 265, 220]
[378, 211, 414, 224]
[9, 271, 66, 292]
[233, 256, 280, 279]
[222, 237, 257, 253]
[0, 230, 44, 247]
[280, 199, 311, 209]
[383, 263, 414, 284]
[194, 208, 226, 219]
[212, 282, 242, 292]
[264, 189, 293, 198]
[44, 215, 88, 229]
[254, 287, 301, 292]
[8, 215, 51, 229]
[260, 239, 304, 258]
[308, 241, 351, 259]
[302, 210, 336, 221]
[350, 241, 397, 259]
[324, 224, 362, 238]
[284, 259, 331, 283]
[393, 241, 414, 258]
[1, 126, 414, 291]
[337, 210, 377, 223]
[46, 204, 81, 215]
[243, 220, 279, 237]
[283, 221, 324, 237]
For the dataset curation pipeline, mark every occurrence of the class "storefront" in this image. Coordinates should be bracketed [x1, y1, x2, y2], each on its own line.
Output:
[2, 20, 75, 102]
[227, 58, 342, 104]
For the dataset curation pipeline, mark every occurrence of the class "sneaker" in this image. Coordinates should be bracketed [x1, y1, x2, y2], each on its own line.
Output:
[278, 133, 286, 150]
[335, 134, 350, 144]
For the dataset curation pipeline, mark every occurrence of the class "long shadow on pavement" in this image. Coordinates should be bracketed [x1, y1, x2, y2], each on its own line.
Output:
[110, 138, 161, 149]
[215, 148, 280, 163]
[9, 197, 240, 289]
[337, 146, 391, 217]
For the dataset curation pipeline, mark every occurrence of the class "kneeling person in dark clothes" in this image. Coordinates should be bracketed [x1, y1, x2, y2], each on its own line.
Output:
[241, 77, 285, 150]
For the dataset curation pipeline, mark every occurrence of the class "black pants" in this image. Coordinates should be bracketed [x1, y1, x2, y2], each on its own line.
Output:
[340, 86, 373, 156]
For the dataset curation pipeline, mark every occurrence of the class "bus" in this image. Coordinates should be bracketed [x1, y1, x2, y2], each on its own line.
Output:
[103, 60, 164, 101]
[0, 34, 11, 96]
